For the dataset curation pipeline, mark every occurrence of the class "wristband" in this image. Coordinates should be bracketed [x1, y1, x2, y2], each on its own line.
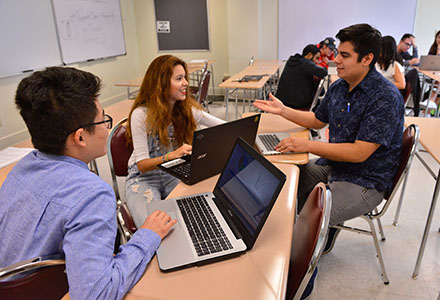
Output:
[165, 152, 171, 162]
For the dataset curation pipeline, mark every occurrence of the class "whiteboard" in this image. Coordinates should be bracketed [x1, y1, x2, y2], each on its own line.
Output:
[52, 0, 126, 64]
[0, 0, 62, 78]
[279, 0, 418, 60]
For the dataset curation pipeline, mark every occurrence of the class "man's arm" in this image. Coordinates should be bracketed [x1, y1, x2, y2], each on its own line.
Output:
[253, 93, 327, 129]
[304, 62, 328, 78]
[275, 137, 380, 163]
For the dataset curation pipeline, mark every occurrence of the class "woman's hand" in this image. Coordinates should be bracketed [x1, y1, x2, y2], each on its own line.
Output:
[253, 93, 285, 115]
[169, 143, 192, 160]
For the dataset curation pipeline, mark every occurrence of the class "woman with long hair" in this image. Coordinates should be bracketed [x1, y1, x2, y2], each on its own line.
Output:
[376, 35, 405, 90]
[428, 30, 440, 55]
[125, 55, 224, 227]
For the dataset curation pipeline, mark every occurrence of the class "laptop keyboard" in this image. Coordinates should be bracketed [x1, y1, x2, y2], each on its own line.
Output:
[259, 134, 280, 151]
[173, 162, 191, 178]
[177, 195, 233, 257]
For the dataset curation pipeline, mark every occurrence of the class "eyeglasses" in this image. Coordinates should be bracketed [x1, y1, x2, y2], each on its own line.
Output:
[404, 42, 413, 47]
[67, 114, 113, 136]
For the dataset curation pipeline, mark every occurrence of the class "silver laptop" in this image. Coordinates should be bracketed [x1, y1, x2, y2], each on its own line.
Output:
[255, 132, 290, 155]
[147, 137, 286, 271]
[419, 55, 440, 71]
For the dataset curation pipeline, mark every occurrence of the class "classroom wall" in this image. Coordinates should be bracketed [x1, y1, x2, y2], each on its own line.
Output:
[0, 0, 141, 149]
[414, 0, 440, 55]
[0, 0, 438, 150]
[132, 0, 229, 92]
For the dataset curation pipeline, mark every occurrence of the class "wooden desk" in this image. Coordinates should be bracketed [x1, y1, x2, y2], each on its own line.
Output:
[405, 117, 440, 279]
[126, 163, 299, 300]
[243, 112, 309, 165]
[219, 60, 282, 120]
[115, 60, 215, 99]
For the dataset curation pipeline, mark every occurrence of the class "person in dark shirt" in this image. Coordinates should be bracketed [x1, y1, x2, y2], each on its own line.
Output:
[275, 44, 327, 109]
[255, 23, 403, 250]
[396, 33, 420, 67]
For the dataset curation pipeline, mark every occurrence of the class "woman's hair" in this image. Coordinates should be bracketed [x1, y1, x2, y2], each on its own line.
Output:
[126, 55, 201, 148]
[377, 36, 398, 71]
[428, 30, 440, 55]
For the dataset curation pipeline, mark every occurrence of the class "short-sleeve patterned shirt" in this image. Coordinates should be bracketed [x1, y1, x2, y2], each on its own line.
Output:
[315, 67, 404, 192]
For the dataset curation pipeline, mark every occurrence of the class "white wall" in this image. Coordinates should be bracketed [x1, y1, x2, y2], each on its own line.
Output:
[0, 0, 141, 149]
[414, 0, 440, 55]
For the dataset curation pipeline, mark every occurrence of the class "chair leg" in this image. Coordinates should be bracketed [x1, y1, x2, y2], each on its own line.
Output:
[393, 169, 411, 226]
[364, 217, 390, 284]
[376, 216, 386, 242]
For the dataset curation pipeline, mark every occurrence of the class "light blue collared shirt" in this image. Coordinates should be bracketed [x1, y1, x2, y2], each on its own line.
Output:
[0, 151, 161, 300]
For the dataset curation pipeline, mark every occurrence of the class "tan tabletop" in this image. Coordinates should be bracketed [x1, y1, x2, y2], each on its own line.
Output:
[418, 69, 440, 82]
[126, 163, 299, 300]
[219, 60, 282, 120]
[244, 112, 309, 165]
[404, 117, 440, 279]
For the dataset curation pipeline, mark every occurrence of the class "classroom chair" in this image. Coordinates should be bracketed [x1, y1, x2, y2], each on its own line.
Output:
[286, 182, 331, 300]
[197, 70, 211, 112]
[332, 124, 419, 284]
[0, 255, 68, 300]
[107, 118, 137, 244]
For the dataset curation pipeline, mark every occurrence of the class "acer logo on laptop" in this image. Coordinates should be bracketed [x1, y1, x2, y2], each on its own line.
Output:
[197, 153, 207, 160]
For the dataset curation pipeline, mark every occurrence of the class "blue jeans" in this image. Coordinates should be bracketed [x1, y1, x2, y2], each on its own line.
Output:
[125, 164, 180, 228]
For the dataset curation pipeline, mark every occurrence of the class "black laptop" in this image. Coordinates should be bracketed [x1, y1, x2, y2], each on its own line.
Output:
[158, 114, 261, 185]
[148, 137, 286, 271]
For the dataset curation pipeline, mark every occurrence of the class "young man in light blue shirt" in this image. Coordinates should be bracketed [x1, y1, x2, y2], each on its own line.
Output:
[0, 67, 176, 300]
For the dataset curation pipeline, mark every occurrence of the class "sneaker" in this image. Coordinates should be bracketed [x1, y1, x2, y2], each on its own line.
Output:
[322, 227, 341, 255]
[300, 267, 318, 300]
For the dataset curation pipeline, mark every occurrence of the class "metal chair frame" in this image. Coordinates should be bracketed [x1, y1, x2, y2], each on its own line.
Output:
[333, 124, 419, 284]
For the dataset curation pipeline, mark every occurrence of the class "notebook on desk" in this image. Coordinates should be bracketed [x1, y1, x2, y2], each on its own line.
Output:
[148, 137, 286, 271]
[419, 55, 440, 71]
[159, 114, 260, 185]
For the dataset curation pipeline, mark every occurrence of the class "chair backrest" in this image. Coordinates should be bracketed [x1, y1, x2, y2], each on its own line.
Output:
[286, 182, 331, 300]
[0, 256, 68, 300]
[107, 118, 133, 200]
[402, 80, 413, 105]
[385, 124, 419, 201]
[197, 70, 211, 106]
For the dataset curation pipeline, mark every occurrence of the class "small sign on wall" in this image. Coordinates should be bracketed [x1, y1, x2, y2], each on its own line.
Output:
[157, 21, 170, 33]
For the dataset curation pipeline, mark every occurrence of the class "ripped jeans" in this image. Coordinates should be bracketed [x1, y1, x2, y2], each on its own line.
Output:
[125, 164, 180, 228]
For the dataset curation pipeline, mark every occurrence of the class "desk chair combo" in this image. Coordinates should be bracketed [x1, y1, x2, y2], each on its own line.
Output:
[286, 182, 331, 300]
[332, 124, 419, 284]
[107, 117, 137, 244]
[0, 255, 68, 300]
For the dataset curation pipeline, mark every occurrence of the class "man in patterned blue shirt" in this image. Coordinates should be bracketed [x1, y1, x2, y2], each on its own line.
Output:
[255, 24, 404, 251]
[0, 67, 176, 299]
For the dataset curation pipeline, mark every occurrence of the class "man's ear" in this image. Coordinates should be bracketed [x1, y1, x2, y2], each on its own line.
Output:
[71, 128, 87, 147]
[362, 53, 374, 67]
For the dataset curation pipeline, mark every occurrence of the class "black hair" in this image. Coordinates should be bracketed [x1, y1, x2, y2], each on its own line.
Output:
[400, 33, 415, 41]
[378, 36, 398, 71]
[302, 44, 320, 57]
[15, 67, 101, 155]
[428, 30, 440, 55]
[336, 23, 381, 68]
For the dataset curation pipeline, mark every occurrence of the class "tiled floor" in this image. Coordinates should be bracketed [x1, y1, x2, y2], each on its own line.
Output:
[98, 99, 440, 299]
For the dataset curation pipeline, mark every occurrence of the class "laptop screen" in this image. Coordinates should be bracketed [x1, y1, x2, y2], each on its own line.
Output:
[216, 140, 282, 235]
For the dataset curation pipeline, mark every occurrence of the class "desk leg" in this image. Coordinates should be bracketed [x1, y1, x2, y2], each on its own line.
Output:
[412, 167, 440, 278]
[225, 88, 229, 121]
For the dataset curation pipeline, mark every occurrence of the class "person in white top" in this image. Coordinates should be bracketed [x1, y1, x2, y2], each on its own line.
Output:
[124, 55, 224, 227]
[375, 36, 405, 90]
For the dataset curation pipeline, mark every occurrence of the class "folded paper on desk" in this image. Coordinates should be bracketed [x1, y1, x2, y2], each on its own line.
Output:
[239, 74, 268, 82]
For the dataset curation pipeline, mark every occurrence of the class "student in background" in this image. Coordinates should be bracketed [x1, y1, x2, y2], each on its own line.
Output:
[254, 23, 403, 276]
[125, 55, 224, 228]
[0, 67, 176, 300]
[428, 30, 440, 55]
[376, 35, 406, 90]
[396, 33, 420, 67]
[316, 37, 337, 69]
[275, 44, 328, 110]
